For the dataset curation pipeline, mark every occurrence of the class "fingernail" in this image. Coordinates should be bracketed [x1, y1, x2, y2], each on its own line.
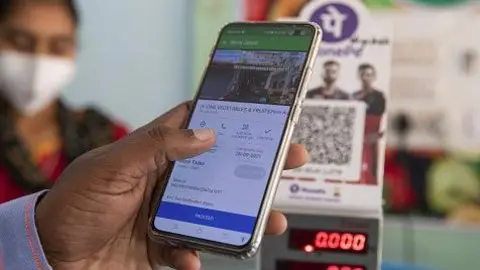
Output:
[193, 128, 214, 141]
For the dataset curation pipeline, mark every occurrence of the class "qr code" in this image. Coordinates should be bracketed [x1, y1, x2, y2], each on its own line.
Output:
[294, 106, 356, 165]
[290, 100, 366, 181]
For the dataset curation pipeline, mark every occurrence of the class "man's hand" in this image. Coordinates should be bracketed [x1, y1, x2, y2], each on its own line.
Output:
[35, 102, 309, 270]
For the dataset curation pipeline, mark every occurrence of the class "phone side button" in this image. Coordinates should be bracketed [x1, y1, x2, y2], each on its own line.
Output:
[306, 66, 313, 80]
[292, 105, 302, 124]
[300, 67, 313, 100]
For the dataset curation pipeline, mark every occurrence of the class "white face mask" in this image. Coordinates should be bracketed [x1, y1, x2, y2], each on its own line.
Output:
[0, 52, 76, 115]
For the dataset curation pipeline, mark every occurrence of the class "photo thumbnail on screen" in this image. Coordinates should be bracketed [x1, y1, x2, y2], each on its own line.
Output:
[199, 49, 308, 106]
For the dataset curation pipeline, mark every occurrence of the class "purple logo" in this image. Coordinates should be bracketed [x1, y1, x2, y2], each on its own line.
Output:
[309, 3, 358, 43]
[290, 184, 300, 194]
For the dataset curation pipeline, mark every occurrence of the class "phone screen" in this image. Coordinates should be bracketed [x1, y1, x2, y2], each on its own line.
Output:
[153, 23, 316, 247]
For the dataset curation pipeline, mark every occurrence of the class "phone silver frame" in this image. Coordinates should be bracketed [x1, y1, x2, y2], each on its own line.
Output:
[148, 21, 322, 259]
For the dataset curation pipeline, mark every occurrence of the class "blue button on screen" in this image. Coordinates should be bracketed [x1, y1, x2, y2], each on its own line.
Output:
[157, 202, 256, 234]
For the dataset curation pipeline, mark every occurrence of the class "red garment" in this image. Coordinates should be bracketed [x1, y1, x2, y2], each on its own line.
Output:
[0, 124, 128, 204]
[383, 153, 417, 211]
[359, 141, 375, 185]
[357, 115, 382, 185]
[364, 115, 382, 135]
[244, 0, 271, 21]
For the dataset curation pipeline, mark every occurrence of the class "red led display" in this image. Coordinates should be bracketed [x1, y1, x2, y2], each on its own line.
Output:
[289, 229, 368, 254]
[276, 260, 366, 270]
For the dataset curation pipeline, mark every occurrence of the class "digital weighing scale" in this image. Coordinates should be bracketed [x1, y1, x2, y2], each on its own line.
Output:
[260, 210, 381, 270]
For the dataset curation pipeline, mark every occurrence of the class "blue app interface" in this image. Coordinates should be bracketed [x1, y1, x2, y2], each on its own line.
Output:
[154, 27, 311, 246]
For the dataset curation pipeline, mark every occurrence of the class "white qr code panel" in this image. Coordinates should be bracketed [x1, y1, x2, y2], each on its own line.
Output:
[290, 100, 366, 182]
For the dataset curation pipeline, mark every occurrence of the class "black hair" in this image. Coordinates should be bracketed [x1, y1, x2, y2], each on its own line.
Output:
[0, 0, 79, 26]
[358, 63, 375, 73]
[324, 60, 339, 67]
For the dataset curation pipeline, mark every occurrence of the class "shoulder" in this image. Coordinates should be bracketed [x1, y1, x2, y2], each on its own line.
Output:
[306, 86, 322, 94]
[352, 90, 362, 97]
[309, 86, 323, 92]
[74, 107, 130, 140]
[374, 89, 385, 98]
[338, 88, 349, 95]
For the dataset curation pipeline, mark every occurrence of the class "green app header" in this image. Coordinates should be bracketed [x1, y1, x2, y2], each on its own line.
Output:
[217, 24, 314, 51]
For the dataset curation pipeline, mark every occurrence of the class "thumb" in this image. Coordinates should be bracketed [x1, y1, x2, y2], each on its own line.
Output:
[34, 125, 215, 263]
[110, 125, 216, 173]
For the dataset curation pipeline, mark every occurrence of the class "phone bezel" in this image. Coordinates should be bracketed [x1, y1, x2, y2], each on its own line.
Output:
[148, 21, 322, 259]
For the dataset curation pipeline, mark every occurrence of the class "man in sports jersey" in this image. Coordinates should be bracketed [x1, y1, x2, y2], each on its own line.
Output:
[306, 60, 349, 100]
[353, 63, 386, 185]
[353, 63, 386, 116]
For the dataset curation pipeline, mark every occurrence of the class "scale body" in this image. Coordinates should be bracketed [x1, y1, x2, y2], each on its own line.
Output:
[200, 211, 382, 270]
[259, 209, 382, 270]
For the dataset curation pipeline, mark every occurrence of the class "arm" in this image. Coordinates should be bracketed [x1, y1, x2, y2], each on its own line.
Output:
[365, 91, 386, 116]
[378, 92, 386, 115]
[0, 192, 52, 270]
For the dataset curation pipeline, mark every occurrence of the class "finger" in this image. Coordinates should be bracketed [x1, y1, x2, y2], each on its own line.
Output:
[150, 246, 201, 270]
[147, 127, 216, 161]
[111, 126, 215, 173]
[169, 249, 201, 270]
[284, 144, 309, 170]
[151, 101, 193, 129]
[264, 210, 288, 235]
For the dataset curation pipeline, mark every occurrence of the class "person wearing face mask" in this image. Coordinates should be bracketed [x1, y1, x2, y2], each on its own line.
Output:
[0, 0, 129, 204]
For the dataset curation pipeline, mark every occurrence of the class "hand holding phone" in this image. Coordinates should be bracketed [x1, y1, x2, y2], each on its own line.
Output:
[148, 22, 322, 259]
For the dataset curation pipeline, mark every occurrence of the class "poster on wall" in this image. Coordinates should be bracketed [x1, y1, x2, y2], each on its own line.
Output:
[245, 0, 480, 223]
[375, 11, 458, 150]
[376, 9, 480, 222]
[444, 14, 480, 151]
[269, 0, 393, 213]
[244, 0, 477, 20]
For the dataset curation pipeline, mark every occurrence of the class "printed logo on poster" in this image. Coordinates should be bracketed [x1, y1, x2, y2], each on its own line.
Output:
[273, 0, 393, 213]
[297, 0, 390, 58]
[288, 183, 327, 195]
[290, 184, 300, 194]
[309, 2, 358, 43]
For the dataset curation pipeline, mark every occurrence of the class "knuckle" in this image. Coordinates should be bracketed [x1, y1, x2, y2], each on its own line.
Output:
[165, 147, 183, 161]
[146, 125, 171, 145]
[146, 125, 185, 162]
[185, 100, 194, 111]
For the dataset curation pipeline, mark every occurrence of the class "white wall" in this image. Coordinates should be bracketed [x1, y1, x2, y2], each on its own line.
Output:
[64, 0, 192, 128]
[192, 0, 243, 90]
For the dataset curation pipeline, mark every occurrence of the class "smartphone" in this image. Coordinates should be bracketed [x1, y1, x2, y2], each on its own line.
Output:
[148, 22, 322, 259]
